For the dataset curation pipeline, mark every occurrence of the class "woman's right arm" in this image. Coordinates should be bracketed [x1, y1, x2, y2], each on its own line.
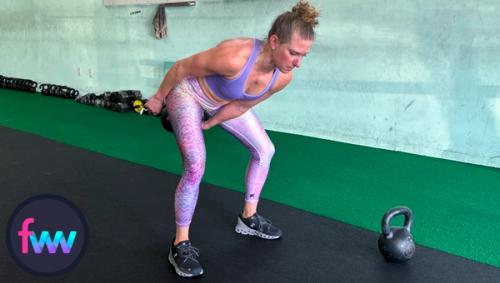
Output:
[145, 41, 243, 114]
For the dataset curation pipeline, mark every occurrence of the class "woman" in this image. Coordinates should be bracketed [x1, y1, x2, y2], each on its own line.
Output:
[146, 0, 319, 277]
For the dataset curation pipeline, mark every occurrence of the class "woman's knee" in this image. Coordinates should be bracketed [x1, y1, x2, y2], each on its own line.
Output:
[256, 140, 275, 164]
[183, 153, 206, 182]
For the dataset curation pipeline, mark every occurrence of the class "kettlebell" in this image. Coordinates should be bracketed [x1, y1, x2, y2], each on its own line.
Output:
[160, 108, 173, 133]
[160, 109, 210, 133]
[378, 206, 415, 262]
[133, 99, 174, 132]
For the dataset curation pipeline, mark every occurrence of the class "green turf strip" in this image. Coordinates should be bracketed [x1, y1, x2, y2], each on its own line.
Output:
[1, 89, 500, 267]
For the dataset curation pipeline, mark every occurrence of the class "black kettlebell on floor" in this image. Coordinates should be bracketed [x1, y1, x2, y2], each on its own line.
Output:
[378, 206, 415, 262]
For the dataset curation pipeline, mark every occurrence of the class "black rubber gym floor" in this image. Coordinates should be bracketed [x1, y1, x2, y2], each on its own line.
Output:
[1, 126, 499, 282]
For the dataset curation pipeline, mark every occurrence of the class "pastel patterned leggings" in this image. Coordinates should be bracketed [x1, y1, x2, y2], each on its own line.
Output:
[165, 78, 275, 227]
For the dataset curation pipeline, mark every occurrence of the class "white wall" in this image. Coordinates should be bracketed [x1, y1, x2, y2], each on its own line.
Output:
[1, 0, 499, 167]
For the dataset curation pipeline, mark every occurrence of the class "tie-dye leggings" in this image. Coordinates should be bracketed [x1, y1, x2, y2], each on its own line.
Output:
[165, 78, 275, 227]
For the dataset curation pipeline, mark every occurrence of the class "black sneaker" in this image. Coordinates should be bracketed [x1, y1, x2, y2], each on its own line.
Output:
[168, 240, 203, 277]
[235, 213, 283, 239]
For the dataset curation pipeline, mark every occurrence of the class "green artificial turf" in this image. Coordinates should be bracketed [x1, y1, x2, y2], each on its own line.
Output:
[1, 88, 500, 267]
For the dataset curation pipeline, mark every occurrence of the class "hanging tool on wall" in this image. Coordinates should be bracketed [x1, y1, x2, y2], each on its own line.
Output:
[153, 4, 168, 39]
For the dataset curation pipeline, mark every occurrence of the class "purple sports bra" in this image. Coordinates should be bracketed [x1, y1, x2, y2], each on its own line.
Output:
[204, 39, 280, 101]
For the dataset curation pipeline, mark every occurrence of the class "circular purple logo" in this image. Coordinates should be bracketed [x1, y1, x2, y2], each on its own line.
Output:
[5, 194, 88, 276]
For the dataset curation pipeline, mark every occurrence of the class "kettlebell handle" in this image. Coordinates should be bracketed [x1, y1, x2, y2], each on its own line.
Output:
[381, 206, 413, 238]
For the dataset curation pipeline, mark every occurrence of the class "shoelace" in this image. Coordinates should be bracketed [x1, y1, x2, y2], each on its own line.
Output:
[255, 214, 274, 230]
[179, 245, 200, 263]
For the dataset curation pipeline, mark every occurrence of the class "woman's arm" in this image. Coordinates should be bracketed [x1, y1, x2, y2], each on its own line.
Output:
[201, 102, 248, 129]
[146, 40, 247, 114]
[202, 72, 292, 129]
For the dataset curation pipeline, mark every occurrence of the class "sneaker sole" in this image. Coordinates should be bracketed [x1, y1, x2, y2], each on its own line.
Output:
[235, 217, 281, 239]
[168, 250, 203, 277]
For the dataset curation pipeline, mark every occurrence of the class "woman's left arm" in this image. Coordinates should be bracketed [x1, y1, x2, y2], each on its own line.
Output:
[202, 72, 292, 129]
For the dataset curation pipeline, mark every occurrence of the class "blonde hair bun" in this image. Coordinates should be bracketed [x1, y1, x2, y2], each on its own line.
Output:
[292, 0, 320, 28]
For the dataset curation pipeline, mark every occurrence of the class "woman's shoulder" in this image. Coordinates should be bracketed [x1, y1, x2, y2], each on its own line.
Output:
[215, 38, 256, 59]
[211, 38, 256, 75]
[215, 37, 255, 48]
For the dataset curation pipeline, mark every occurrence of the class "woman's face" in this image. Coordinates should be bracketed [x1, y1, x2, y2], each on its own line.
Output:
[271, 31, 313, 73]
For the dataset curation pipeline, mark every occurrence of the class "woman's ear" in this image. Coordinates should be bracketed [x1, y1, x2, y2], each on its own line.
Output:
[269, 34, 280, 50]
